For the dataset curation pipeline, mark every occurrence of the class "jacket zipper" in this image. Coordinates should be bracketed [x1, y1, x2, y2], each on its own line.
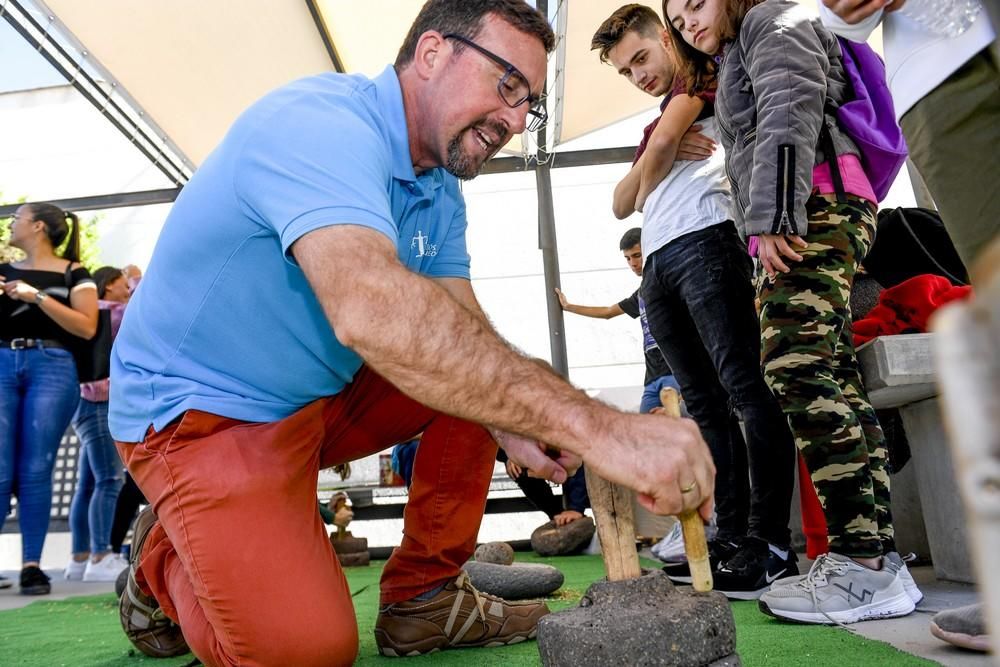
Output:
[771, 145, 798, 235]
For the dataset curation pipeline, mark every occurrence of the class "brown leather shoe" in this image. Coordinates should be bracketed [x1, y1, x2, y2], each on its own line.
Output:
[374, 571, 550, 657]
[119, 506, 190, 658]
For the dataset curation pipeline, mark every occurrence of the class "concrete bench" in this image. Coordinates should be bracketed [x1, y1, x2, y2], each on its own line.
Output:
[857, 333, 974, 583]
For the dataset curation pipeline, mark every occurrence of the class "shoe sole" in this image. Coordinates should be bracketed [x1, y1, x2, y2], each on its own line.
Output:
[717, 587, 768, 601]
[769, 575, 924, 606]
[759, 591, 915, 624]
[929, 622, 992, 652]
[375, 628, 537, 657]
[716, 568, 800, 601]
[19, 585, 51, 595]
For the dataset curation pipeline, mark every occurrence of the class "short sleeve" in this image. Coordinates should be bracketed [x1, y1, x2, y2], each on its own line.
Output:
[69, 265, 95, 289]
[618, 290, 641, 318]
[234, 92, 398, 259]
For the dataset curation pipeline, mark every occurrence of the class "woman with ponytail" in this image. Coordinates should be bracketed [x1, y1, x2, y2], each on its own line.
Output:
[0, 203, 98, 595]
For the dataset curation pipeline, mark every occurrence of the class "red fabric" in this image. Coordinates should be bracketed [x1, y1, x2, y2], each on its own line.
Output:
[797, 454, 830, 560]
[116, 367, 497, 667]
[853, 274, 972, 346]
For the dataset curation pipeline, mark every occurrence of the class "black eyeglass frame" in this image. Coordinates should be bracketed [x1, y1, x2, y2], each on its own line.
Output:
[443, 33, 547, 132]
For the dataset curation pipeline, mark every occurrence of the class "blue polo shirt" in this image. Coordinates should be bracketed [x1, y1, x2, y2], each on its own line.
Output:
[109, 66, 471, 442]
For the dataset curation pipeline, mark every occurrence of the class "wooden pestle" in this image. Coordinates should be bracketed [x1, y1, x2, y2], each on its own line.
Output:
[584, 468, 642, 581]
[659, 386, 714, 592]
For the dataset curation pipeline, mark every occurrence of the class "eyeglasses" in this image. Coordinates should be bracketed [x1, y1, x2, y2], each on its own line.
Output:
[443, 34, 547, 132]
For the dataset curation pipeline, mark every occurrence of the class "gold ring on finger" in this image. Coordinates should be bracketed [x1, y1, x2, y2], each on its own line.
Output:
[680, 482, 697, 494]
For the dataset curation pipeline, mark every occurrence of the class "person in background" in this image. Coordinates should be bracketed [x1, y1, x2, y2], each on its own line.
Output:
[106, 265, 148, 560]
[65, 266, 135, 582]
[818, 0, 997, 651]
[0, 203, 97, 595]
[592, 4, 798, 600]
[664, 0, 919, 623]
[818, 0, 997, 275]
[556, 227, 680, 415]
[498, 447, 590, 526]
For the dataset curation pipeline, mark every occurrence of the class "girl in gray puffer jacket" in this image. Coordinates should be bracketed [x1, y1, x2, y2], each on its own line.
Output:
[663, 0, 919, 626]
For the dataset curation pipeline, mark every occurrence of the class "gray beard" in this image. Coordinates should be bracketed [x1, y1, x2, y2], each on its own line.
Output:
[445, 130, 483, 181]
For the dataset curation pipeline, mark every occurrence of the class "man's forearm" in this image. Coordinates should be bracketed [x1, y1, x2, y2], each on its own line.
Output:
[295, 226, 612, 457]
[613, 160, 643, 219]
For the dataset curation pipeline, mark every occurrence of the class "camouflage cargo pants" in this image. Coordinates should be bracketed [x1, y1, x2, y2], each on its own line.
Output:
[757, 193, 892, 558]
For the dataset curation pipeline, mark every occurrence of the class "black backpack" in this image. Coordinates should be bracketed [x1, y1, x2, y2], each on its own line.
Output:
[863, 207, 969, 288]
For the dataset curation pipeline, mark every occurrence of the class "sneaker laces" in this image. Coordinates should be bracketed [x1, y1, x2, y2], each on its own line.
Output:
[795, 555, 851, 628]
[454, 571, 488, 626]
[719, 540, 763, 574]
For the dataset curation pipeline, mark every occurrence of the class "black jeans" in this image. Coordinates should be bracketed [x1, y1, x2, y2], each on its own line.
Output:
[110, 472, 147, 553]
[641, 222, 796, 547]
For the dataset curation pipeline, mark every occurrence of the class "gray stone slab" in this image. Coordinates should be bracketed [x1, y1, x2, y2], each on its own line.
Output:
[462, 561, 564, 600]
[901, 398, 976, 583]
[888, 461, 932, 561]
[857, 334, 938, 409]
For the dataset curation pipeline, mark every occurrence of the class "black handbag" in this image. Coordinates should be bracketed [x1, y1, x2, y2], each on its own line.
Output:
[64, 265, 113, 383]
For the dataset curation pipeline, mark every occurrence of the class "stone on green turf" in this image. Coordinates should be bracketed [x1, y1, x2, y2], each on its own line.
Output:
[474, 541, 515, 565]
[537, 569, 740, 666]
[462, 561, 564, 599]
[531, 516, 596, 556]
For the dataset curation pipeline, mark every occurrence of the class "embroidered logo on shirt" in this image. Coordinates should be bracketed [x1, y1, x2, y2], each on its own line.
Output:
[411, 230, 438, 258]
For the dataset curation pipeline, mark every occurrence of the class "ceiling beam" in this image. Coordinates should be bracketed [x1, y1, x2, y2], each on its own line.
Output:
[304, 0, 346, 73]
[3, 0, 192, 186]
[0, 188, 182, 217]
[481, 145, 637, 175]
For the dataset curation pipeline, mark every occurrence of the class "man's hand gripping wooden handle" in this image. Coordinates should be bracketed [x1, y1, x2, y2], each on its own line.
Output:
[659, 387, 713, 592]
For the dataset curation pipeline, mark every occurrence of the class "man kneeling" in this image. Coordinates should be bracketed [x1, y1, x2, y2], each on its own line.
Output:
[109, 1, 715, 665]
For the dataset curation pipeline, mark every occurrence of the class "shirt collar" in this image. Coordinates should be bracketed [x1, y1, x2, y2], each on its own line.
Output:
[373, 65, 418, 184]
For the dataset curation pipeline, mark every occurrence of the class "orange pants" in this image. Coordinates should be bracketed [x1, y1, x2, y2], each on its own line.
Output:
[116, 367, 497, 667]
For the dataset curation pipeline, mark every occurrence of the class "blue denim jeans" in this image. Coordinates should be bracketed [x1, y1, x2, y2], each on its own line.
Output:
[0, 345, 81, 563]
[639, 374, 682, 414]
[70, 399, 124, 554]
[641, 222, 797, 547]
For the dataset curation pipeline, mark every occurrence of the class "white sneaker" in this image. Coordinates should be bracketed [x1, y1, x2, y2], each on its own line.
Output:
[770, 551, 924, 605]
[651, 522, 686, 563]
[64, 558, 87, 581]
[883, 552, 923, 605]
[758, 552, 915, 624]
[82, 554, 129, 582]
[651, 519, 719, 564]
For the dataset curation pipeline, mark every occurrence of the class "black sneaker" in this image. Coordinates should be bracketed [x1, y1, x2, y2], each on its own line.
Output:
[713, 537, 798, 600]
[662, 538, 741, 584]
[19, 565, 51, 595]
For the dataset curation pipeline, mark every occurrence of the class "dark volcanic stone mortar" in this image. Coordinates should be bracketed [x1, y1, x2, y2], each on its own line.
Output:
[537, 569, 740, 667]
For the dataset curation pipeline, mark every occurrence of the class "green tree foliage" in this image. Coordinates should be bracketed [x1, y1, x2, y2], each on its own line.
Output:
[1, 194, 103, 269]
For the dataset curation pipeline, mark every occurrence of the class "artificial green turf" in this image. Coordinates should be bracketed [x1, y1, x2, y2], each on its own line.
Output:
[0, 554, 936, 666]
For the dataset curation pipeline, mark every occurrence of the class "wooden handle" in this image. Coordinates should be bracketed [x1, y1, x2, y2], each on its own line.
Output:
[585, 468, 641, 581]
[659, 387, 713, 592]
